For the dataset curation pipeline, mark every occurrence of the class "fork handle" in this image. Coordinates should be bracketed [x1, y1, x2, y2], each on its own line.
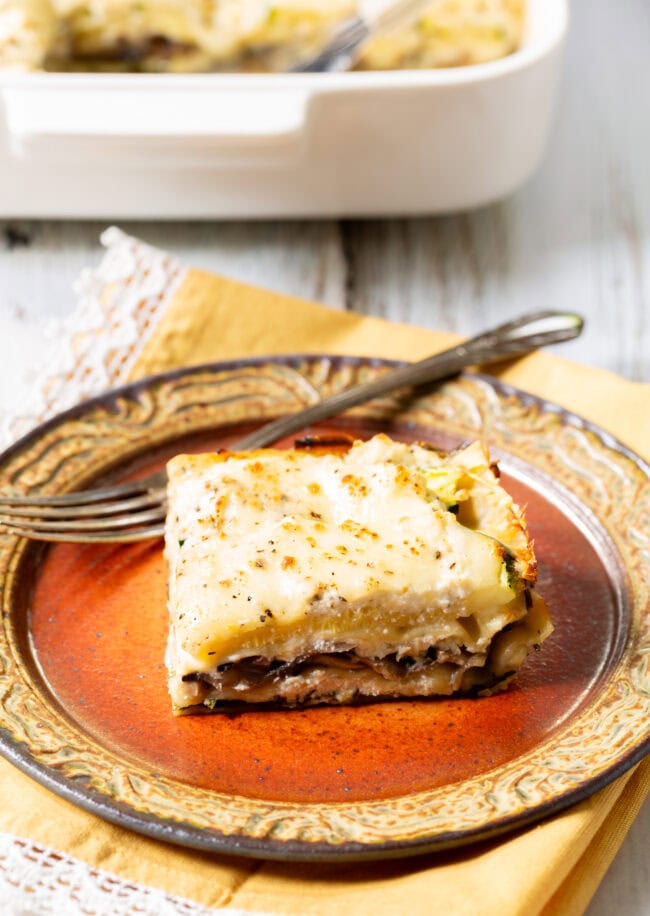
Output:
[234, 310, 583, 452]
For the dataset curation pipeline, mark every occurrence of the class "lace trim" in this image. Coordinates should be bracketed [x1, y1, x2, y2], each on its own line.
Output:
[0, 834, 268, 916]
[0, 226, 186, 448]
[0, 230, 275, 913]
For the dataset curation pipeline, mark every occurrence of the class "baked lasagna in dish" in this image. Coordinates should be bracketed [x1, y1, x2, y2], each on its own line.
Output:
[1, 0, 525, 72]
[165, 434, 552, 713]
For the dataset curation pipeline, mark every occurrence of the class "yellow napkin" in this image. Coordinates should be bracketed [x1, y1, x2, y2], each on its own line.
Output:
[2, 264, 649, 916]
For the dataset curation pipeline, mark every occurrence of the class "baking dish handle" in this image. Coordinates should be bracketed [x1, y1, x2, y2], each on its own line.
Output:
[2, 85, 312, 166]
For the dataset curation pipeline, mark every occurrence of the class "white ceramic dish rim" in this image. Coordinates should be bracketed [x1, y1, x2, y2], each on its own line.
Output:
[0, 0, 568, 90]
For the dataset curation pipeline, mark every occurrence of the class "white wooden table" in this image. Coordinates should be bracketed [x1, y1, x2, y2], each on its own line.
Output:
[0, 0, 648, 912]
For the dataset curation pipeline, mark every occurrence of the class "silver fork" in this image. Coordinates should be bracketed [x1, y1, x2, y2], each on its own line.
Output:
[291, 0, 431, 72]
[0, 310, 583, 544]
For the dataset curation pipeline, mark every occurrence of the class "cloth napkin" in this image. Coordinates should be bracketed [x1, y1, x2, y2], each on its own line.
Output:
[1, 229, 649, 916]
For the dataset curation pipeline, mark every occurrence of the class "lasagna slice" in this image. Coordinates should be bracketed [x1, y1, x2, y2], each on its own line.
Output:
[165, 435, 552, 713]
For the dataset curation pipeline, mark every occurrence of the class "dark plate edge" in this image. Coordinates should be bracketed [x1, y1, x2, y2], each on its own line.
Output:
[1, 721, 648, 863]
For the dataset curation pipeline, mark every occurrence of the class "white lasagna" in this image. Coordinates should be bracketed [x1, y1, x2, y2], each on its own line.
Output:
[164, 435, 552, 713]
[1, 0, 525, 72]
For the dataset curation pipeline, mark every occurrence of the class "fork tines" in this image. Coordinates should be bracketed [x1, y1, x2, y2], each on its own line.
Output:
[0, 478, 167, 543]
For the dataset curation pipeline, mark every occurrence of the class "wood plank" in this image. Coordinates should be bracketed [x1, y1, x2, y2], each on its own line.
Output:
[0, 220, 347, 319]
[340, 0, 650, 383]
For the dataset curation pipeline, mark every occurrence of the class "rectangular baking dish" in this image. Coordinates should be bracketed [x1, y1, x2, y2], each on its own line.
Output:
[0, 0, 567, 218]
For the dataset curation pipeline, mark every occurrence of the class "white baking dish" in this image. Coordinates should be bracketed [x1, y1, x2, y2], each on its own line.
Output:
[0, 0, 567, 219]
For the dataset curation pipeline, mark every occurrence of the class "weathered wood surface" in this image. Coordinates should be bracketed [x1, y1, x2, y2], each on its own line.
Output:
[0, 0, 648, 912]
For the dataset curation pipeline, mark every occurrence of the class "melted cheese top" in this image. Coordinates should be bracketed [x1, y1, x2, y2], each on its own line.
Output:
[165, 436, 531, 675]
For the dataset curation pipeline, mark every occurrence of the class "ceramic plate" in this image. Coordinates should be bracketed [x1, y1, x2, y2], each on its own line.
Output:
[0, 356, 649, 862]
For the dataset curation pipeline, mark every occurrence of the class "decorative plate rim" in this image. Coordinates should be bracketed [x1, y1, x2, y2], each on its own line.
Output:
[0, 354, 648, 862]
[2, 353, 649, 484]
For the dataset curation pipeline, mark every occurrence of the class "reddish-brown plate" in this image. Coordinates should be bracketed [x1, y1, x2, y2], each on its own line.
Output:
[0, 356, 649, 862]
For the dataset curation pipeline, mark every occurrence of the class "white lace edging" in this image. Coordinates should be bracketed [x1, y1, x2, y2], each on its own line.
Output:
[0, 229, 277, 914]
[0, 226, 186, 448]
[0, 834, 271, 916]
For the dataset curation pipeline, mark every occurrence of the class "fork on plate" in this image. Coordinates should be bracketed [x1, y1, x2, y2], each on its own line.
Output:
[0, 311, 583, 544]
